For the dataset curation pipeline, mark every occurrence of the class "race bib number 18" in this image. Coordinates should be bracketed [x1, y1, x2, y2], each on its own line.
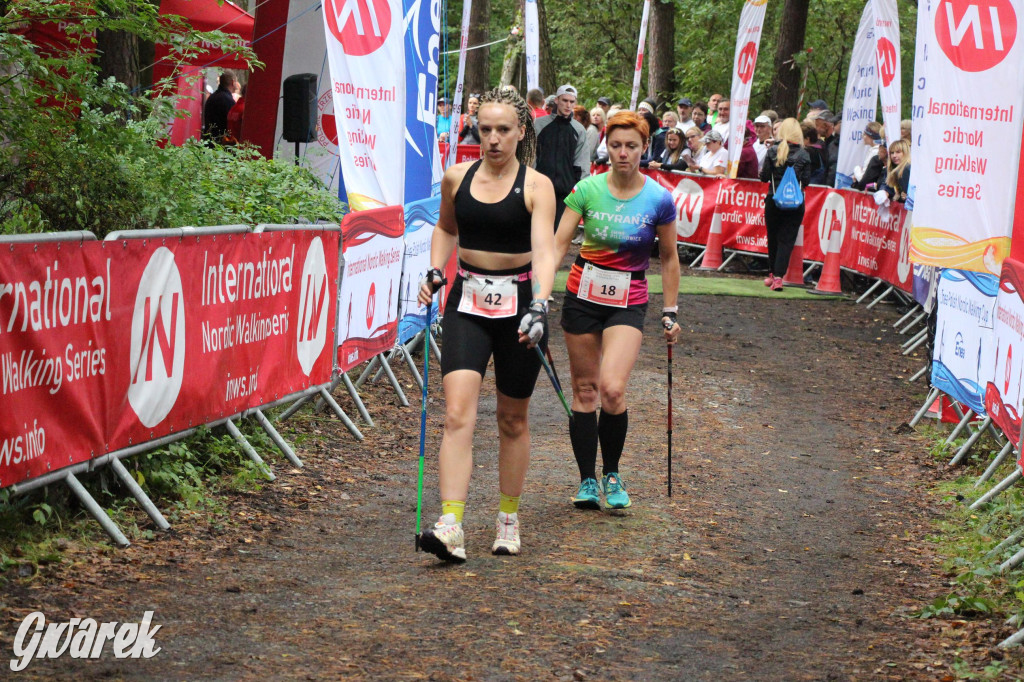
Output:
[457, 275, 518, 318]
[578, 263, 630, 308]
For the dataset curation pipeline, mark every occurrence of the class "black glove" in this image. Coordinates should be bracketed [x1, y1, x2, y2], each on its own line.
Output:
[519, 300, 548, 345]
[662, 310, 678, 331]
[420, 267, 447, 295]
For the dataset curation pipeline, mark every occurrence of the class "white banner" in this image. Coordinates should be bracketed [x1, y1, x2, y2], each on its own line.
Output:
[629, 0, 651, 111]
[872, 0, 902, 143]
[910, 0, 1024, 275]
[727, 0, 768, 178]
[445, 0, 472, 170]
[931, 269, 999, 416]
[398, 196, 440, 344]
[322, 0, 406, 210]
[836, 2, 878, 188]
[525, 0, 539, 92]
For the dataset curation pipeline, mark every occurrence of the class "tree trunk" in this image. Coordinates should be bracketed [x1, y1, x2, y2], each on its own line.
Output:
[499, 34, 523, 88]
[536, 0, 555, 95]
[95, 30, 140, 92]
[464, 0, 490, 97]
[647, 0, 675, 107]
[768, 0, 811, 118]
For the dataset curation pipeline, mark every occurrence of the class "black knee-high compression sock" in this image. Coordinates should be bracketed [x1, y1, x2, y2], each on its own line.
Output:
[569, 410, 598, 481]
[599, 409, 629, 476]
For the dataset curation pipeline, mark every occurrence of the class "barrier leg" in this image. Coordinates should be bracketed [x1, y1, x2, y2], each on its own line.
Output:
[865, 285, 895, 309]
[370, 345, 402, 383]
[109, 458, 170, 530]
[969, 468, 1022, 510]
[950, 416, 992, 466]
[909, 364, 929, 383]
[716, 251, 740, 272]
[342, 372, 375, 426]
[902, 330, 929, 356]
[355, 356, 381, 388]
[987, 526, 1024, 560]
[226, 419, 275, 481]
[977, 441, 1015, 487]
[688, 246, 707, 268]
[900, 311, 928, 335]
[320, 387, 364, 440]
[276, 393, 314, 423]
[909, 387, 940, 427]
[66, 472, 130, 548]
[856, 279, 885, 304]
[999, 627, 1024, 649]
[377, 353, 410, 407]
[902, 328, 927, 350]
[1002, 545, 1024, 573]
[803, 262, 819, 278]
[429, 328, 442, 362]
[893, 305, 920, 330]
[988, 420, 1007, 446]
[399, 338, 424, 391]
[255, 409, 303, 468]
[945, 408, 975, 447]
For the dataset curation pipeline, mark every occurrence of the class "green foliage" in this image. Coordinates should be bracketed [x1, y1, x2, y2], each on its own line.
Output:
[0, 0, 345, 237]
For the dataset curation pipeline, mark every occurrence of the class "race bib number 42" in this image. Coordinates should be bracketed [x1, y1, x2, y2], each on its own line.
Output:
[457, 275, 518, 318]
[578, 263, 630, 308]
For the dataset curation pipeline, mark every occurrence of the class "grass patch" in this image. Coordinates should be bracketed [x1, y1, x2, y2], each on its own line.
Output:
[552, 272, 842, 300]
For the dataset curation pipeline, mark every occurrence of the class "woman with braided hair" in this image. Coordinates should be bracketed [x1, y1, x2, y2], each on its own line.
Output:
[417, 87, 557, 562]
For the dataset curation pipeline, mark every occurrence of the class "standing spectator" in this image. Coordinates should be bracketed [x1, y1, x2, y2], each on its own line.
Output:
[437, 97, 453, 142]
[527, 88, 546, 119]
[752, 114, 773, 169]
[457, 94, 481, 144]
[853, 121, 883, 183]
[707, 93, 723, 125]
[712, 99, 730, 139]
[806, 98, 829, 122]
[574, 105, 599, 163]
[589, 107, 606, 162]
[760, 118, 811, 291]
[596, 96, 611, 115]
[225, 84, 246, 143]
[535, 84, 589, 229]
[884, 139, 911, 203]
[759, 109, 779, 126]
[203, 72, 237, 142]
[683, 126, 705, 166]
[676, 97, 695, 130]
[900, 119, 912, 143]
[640, 111, 662, 162]
[801, 122, 826, 185]
[852, 140, 887, 191]
[736, 121, 760, 180]
[691, 102, 711, 133]
[814, 111, 839, 186]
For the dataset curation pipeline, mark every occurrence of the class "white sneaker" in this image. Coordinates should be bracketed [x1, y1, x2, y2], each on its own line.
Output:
[491, 511, 521, 555]
[420, 513, 466, 563]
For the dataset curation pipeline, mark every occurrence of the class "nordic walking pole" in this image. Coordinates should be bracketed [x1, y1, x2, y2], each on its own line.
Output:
[544, 344, 565, 396]
[667, 341, 673, 498]
[415, 303, 432, 552]
[535, 345, 573, 420]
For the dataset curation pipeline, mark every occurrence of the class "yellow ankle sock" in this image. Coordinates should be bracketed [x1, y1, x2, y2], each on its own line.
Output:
[499, 493, 520, 515]
[441, 500, 465, 523]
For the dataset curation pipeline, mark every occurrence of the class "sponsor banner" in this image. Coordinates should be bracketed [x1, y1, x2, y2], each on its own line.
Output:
[911, 0, 1024, 274]
[986, 258, 1024, 445]
[398, 196, 441, 343]
[445, 0, 473, 171]
[932, 269, 999, 415]
[438, 142, 481, 168]
[403, 0, 443, 202]
[727, 0, 769, 178]
[837, 3, 878, 188]
[0, 232, 338, 489]
[337, 206, 406, 371]
[525, 0, 540, 92]
[872, 0, 902, 147]
[629, 0, 651, 111]
[322, 0, 406, 209]
[711, 178, 769, 253]
[836, 190, 914, 291]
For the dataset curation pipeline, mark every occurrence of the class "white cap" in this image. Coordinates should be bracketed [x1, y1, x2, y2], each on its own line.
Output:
[753, 115, 772, 125]
[555, 84, 577, 98]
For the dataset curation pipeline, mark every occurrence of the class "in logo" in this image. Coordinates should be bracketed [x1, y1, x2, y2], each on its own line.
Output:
[366, 281, 376, 331]
[671, 178, 704, 239]
[876, 37, 897, 87]
[935, 0, 1017, 72]
[736, 42, 758, 84]
[324, 0, 392, 57]
[817, 193, 847, 255]
[128, 247, 185, 428]
[296, 237, 330, 376]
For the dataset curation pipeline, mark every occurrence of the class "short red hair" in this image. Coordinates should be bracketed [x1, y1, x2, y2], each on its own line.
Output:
[605, 111, 650, 145]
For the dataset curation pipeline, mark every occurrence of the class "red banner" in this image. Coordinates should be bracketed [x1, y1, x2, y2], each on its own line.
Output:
[986, 259, 1024, 448]
[337, 207, 405, 372]
[438, 143, 481, 169]
[0, 230, 338, 489]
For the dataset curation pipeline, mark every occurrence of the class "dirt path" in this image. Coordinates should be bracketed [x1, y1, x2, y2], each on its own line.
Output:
[3, 274, 971, 680]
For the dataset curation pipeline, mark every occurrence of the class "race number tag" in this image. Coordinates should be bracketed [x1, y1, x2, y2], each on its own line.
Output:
[577, 263, 630, 308]
[457, 275, 518, 318]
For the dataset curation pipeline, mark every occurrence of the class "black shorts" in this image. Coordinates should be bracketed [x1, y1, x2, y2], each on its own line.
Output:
[440, 263, 546, 400]
[560, 290, 648, 334]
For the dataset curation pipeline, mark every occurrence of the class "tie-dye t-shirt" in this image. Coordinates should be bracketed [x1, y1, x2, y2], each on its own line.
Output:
[564, 173, 676, 305]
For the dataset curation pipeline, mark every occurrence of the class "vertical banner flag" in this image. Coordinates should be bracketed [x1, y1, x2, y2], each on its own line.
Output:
[398, 196, 441, 343]
[911, 0, 1024, 274]
[322, 0, 406, 210]
[931, 269, 999, 416]
[986, 258, 1024, 444]
[872, 0, 902, 144]
[445, 0, 472, 170]
[727, 0, 769, 178]
[337, 207, 406, 371]
[629, 0, 651, 111]
[403, 0, 443, 202]
[525, 0, 540, 92]
[836, 2, 878, 188]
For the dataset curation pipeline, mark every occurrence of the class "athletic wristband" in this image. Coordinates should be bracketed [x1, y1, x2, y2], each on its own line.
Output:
[530, 299, 549, 312]
[662, 306, 678, 314]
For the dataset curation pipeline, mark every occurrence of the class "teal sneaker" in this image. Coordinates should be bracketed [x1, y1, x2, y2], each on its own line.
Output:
[572, 478, 601, 509]
[602, 473, 632, 509]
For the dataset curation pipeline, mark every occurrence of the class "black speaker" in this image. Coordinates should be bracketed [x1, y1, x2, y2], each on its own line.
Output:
[282, 73, 318, 143]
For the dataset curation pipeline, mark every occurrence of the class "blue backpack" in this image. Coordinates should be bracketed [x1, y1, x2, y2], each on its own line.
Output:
[773, 165, 804, 210]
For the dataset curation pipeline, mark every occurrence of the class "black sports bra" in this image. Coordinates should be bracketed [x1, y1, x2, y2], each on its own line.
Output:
[454, 161, 532, 254]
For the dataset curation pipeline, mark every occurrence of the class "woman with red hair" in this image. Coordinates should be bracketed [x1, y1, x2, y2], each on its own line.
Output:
[552, 111, 682, 511]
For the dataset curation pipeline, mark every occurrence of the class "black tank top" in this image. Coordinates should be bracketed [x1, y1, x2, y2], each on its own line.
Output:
[454, 161, 532, 254]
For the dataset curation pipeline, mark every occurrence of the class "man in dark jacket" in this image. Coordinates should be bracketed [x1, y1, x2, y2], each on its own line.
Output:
[534, 84, 590, 229]
[203, 72, 237, 143]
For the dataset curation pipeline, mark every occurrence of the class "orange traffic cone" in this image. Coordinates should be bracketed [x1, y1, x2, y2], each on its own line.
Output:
[811, 222, 843, 295]
[698, 212, 724, 270]
[782, 224, 806, 286]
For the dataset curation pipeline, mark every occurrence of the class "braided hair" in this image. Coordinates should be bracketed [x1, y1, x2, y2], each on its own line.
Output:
[479, 87, 537, 167]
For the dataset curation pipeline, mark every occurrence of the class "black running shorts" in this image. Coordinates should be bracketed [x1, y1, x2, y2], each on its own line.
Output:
[440, 264, 546, 400]
[559, 290, 648, 335]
